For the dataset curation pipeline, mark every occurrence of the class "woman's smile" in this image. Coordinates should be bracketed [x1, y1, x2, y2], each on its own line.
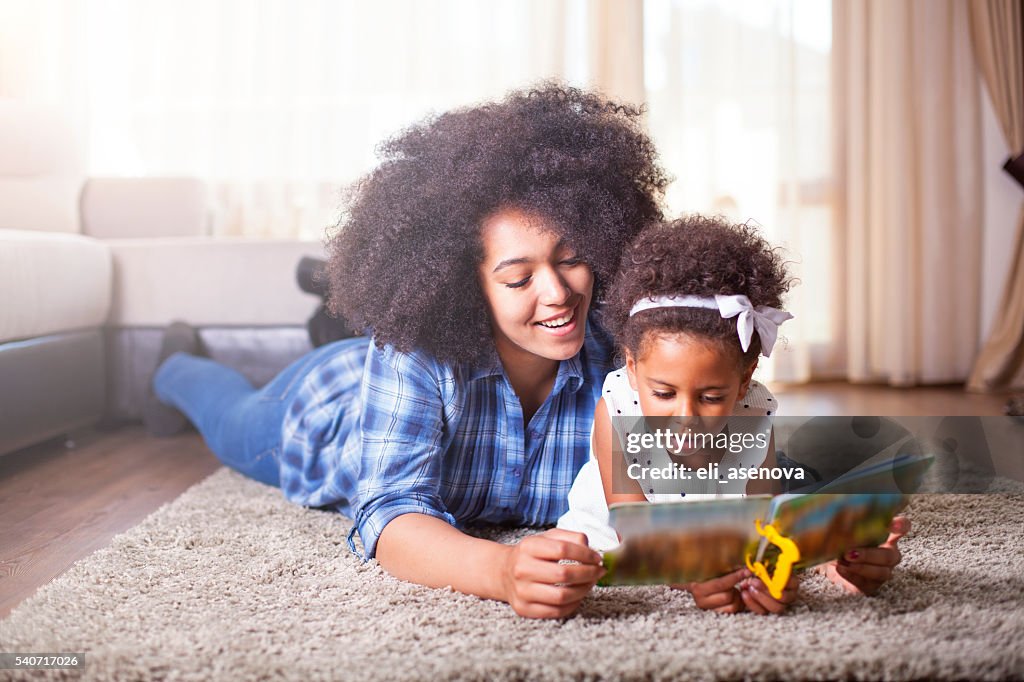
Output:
[534, 302, 581, 335]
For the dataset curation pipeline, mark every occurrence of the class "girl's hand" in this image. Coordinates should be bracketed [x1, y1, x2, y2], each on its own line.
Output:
[822, 516, 909, 595]
[500, 528, 605, 619]
[676, 568, 749, 614]
[737, 573, 799, 615]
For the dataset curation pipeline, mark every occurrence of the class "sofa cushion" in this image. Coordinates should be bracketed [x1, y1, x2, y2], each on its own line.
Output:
[0, 177, 82, 234]
[0, 230, 112, 343]
[106, 237, 324, 326]
[81, 177, 209, 239]
[0, 99, 82, 234]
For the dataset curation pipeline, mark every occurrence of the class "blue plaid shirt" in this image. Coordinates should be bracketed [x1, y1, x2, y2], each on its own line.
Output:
[280, 317, 616, 559]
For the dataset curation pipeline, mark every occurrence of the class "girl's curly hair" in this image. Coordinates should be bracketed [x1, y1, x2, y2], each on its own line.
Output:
[603, 215, 792, 367]
[325, 83, 668, 365]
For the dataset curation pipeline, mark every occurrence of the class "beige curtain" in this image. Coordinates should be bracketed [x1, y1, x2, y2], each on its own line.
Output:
[966, 0, 1024, 391]
[834, 0, 983, 386]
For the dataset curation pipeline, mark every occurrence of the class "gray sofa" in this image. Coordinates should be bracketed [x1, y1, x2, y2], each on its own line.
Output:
[0, 99, 325, 455]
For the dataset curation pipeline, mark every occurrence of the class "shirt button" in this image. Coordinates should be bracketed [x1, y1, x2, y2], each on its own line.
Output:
[512, 468, 521, 477]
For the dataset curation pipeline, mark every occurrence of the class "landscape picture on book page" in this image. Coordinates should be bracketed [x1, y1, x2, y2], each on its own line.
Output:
[601, 493, 907, 586]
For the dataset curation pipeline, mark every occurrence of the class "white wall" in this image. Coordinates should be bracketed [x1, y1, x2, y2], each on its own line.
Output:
[979, 83, 1024, 348]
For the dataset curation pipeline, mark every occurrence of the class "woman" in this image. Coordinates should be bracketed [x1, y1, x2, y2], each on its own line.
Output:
[148, 84, 668, 618]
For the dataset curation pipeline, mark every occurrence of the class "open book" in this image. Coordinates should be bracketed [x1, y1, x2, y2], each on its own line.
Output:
[599, 453, 930, 592]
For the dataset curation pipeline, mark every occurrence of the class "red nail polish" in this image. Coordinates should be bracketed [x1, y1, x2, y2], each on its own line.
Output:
[848, 550, 860, 560]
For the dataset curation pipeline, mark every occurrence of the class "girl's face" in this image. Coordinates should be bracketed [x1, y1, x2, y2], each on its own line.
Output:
[477, 207, 594, 367]
[626, 332, 755, 451]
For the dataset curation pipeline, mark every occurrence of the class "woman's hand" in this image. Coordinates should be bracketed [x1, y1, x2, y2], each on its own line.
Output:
[822, 516, 909, 595]
[737, 573, 799, 615]
[499, 528, 605, 619]
[676, 568, 749, 614]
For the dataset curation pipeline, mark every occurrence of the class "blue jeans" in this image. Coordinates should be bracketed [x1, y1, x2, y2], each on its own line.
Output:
[153, 337, 367, 487]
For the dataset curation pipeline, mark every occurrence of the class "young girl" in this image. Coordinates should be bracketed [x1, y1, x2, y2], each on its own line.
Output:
[559, 215, 907, 615]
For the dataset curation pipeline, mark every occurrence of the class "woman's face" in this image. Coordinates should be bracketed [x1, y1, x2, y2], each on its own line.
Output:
[477, 207, 594, 367]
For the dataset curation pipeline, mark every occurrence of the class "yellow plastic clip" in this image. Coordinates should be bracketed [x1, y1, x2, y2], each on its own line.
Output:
[744, 519, 801, 600]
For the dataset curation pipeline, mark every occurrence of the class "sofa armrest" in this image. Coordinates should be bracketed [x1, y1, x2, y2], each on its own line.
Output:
[81, 177, 210, 239]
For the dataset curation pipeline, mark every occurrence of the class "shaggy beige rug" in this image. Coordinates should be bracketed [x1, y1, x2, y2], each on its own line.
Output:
[2, 469, 1023, 681]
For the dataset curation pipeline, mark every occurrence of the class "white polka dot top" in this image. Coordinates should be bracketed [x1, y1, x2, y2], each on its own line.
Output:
[557, 368, 779, 551]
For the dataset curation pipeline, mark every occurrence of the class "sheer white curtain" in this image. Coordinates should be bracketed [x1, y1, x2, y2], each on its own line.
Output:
[0, 0, 637, 239]
[642, 0, 835, 383]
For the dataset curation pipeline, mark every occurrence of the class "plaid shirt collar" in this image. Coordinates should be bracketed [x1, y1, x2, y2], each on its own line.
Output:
[467, 347, 586, 395]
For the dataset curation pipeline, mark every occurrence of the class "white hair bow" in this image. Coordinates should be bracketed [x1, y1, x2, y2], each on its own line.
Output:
[628, 294, 793, 357]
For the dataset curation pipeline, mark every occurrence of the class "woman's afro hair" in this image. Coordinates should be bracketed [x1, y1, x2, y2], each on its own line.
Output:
[325, 82, 668, 365]
[603, 215, 792, 367]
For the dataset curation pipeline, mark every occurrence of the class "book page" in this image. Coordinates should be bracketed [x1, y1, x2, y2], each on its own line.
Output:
[760, 493, 906, 569]
[601, 496, 772, 585]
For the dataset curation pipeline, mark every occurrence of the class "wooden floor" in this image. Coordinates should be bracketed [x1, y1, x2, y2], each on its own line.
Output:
[0, 382, 1016, 618]
[0, 427, 220, 618]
